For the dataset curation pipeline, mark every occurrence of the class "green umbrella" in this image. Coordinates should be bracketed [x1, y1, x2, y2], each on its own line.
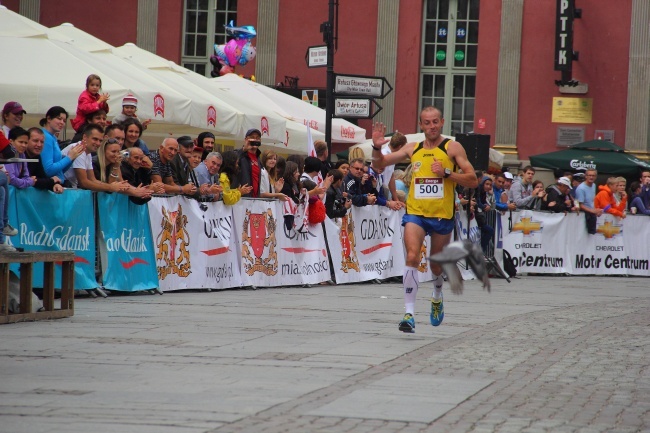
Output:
[529, 140, 650, 176]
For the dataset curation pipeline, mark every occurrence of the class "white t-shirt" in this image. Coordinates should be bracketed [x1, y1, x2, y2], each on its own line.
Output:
[61, 142, 92, 189]
[381, 146, 396, 199]
[260, 168, 273, 194]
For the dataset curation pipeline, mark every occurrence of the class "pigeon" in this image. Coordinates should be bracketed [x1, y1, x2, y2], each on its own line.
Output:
[428, 239, 491, 295]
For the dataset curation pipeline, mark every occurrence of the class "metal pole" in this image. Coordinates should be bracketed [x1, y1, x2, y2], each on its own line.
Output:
[325, 0, 335, 162]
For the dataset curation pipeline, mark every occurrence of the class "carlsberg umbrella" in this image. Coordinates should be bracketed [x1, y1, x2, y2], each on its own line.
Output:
[529, 140, 650, 176]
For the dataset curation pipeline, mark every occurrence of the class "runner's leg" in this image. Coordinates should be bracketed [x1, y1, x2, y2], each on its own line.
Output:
[403, 222, 426, 314]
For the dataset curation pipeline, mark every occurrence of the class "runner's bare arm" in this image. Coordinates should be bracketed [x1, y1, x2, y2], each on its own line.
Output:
[447, 141, 478, 188]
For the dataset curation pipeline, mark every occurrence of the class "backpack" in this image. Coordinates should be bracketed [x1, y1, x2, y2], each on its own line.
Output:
[502, 249, 517, 278]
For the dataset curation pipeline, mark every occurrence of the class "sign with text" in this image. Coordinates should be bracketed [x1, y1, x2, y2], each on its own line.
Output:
[554, 0, 574, 71]
[334, 98, 376, 118]
[306, 45, 327, 68]
[552, 97, 592, 124]
[556, 126, 585, 146]
[334, 74, 392, 98]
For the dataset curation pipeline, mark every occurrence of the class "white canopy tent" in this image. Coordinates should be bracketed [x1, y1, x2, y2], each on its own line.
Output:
[46, 24, 241, 138]
[215, 74, 368, 144]
[0, 7, 327, 154]
[113, 43, 324, 154]
[0, 7, 218, 138]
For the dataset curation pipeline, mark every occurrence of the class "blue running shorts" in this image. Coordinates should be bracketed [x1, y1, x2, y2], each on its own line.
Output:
[402, 214, 454, 236]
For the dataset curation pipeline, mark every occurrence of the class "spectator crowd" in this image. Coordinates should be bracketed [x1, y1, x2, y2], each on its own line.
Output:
[1, 74, 649, 254]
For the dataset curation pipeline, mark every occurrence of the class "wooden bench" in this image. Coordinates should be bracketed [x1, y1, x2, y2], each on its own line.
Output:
[0, 251, 75, 324]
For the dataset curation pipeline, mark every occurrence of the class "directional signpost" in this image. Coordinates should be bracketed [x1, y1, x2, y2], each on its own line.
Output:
[334, 98, 382, 118]
[319, 0, 393, 159]
[334, 74, 391, 98]
[332, 73, 392, 119]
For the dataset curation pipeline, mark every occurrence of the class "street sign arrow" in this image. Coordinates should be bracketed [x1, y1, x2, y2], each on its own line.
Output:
[333, 97, 382, 119]
[333, 73, 393, 99]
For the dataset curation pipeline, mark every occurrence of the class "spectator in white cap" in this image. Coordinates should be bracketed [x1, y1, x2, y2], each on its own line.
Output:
[500, 171, 515, 206]
[2, 101, 26, 138]
[112, 94, 151, 129]
[542, 176, 576, 213]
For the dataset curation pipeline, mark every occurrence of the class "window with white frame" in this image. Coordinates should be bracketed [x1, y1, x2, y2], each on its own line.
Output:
[420, 0, 479, 137]
[182, 0, 238, 77]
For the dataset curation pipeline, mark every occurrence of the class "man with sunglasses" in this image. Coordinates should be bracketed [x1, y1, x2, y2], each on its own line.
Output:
[371, 107, 478, 333]
[343, 157, 376, 207]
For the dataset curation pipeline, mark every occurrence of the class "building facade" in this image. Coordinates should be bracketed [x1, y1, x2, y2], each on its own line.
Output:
[6, 0, 650, 160]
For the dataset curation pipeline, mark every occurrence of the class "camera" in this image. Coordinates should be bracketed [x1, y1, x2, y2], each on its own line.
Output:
[120, 150, 130, 158]
[199, 203, 208, 212]
[250, 140, 262, 146]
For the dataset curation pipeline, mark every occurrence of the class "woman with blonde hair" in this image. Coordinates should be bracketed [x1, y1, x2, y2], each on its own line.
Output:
[259, 149, 286, 200]
[613, 176, 627, 207]
[95, 138, 151, 202]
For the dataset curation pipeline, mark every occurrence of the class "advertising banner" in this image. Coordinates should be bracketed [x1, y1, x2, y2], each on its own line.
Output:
[233, 199, 330, 287]
[147, 196, 242, 291]
[97, 193, 158, 292]
[8, 187, 97, 290]
[501, 210, 571, 274]
[501, 210, 650, 276]
[325, 206, 406, 284]
[620, 215, 650, 276]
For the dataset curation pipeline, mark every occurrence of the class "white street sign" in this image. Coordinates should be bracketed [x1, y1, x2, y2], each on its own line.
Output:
[334, 75, 384, 97]
[307, 46, 327, 68]
[334, 98, 371, 117]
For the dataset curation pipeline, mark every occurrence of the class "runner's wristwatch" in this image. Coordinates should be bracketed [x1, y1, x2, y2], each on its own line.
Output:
[444, 168, 452, 178]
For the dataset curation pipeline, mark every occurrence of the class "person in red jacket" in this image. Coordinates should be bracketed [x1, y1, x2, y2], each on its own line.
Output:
[594, 177, 627, 218]
[71, 74, 110, 132]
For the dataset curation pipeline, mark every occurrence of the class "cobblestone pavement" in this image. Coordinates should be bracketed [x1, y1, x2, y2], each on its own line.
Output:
[1, 276, 648, 433]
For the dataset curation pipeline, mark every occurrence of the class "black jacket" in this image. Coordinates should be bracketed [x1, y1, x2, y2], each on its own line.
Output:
[26, 153, 60, 191]
[542, 185, 570, 213]
[325, 186, 348, 218]
[237, 148, 261, 198]
[343, 173, 368, 207]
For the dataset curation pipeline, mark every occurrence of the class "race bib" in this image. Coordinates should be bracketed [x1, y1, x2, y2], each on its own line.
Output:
[414, 177, 444, 199]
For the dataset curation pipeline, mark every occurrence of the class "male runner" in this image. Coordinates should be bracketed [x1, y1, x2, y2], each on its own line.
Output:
[371, 107, 478, 332]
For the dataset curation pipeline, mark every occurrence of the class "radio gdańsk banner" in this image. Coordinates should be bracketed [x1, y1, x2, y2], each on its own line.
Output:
[324, 206, 407, 284]
[148, 196, 242, 291]
[501, 211, 649, 276]
[7, 187, 97, 290]
[233, 199, 330, 287]
[97, 193, 158, 292]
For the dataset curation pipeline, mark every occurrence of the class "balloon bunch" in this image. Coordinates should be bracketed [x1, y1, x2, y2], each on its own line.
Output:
[210, 21, 257, 77]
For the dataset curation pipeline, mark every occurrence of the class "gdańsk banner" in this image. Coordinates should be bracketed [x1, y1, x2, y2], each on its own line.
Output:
[232, 199, 330, 287]
[501, 211, 650, 276]
[97, 193, 158, 292]
[7, 187, 97, 290]
[147, 196, 242, 291]
[324, 206, 409, 284]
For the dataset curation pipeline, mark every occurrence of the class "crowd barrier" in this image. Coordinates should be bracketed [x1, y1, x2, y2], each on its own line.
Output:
[6, 187, 648, 293]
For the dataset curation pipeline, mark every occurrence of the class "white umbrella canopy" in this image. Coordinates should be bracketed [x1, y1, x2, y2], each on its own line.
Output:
[0, 8, 202, 134]
[218, 74, 368, 144]
[48, 27, 241, 138]
[0, 36, 138, 120]
[0, 5, 48, 38]
[112, 43, 291, 147]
